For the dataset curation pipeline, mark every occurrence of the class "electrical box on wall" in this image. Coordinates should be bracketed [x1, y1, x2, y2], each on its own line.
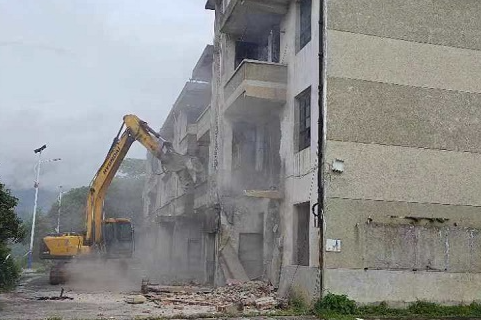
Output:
[332, 159, 344, 173]
[326, 239, 341, 252]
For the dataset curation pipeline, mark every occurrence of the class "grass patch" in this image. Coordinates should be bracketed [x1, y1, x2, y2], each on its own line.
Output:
[314, 293, 356, 315]
[40, 295, 481, 320]
[312, 293, 481, 319]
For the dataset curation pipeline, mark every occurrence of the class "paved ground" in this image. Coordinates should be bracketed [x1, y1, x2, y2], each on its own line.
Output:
[0, 266, 306, 320]
[0, 269, 214, 320]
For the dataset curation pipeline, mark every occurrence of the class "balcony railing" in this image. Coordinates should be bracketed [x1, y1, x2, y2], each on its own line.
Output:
[224, 59, 287, 118]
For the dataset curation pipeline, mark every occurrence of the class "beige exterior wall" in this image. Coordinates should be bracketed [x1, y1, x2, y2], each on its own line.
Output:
[328, 0, 481, 50]
[325, 269, 481, 305]
[327, 77, 481, 153]
[324, 0, 481, 304]
[326, 141, 481, 206]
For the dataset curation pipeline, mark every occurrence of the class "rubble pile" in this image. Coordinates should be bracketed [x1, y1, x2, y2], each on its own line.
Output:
[142, 280, 281, 313]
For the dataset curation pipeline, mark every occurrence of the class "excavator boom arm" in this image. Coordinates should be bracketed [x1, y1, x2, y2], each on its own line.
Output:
[85, 114, 194, 245]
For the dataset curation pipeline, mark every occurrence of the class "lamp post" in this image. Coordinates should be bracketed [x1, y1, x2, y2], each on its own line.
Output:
[27, 144, 61, 269]
[55, 186, 64, 233]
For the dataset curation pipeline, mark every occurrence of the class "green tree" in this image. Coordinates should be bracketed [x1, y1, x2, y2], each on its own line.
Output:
[45, 158, 146, 233]
[46, 186, 88, 233]
[118, 158, 146, 178]
[104, 158, 146, 227]
[0, 182, 26, 290]
[104, 176, 145, 227]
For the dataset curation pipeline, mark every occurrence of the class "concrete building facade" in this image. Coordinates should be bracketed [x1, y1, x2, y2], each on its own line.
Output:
[143, 0, 481, 305]
[323, 0, 481, 304]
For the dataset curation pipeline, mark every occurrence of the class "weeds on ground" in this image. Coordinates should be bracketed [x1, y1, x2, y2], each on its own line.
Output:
[287, 288, 311, 315]
[312, 292, 357, 320]
[312, 292, 481, 319]
[314, 292, 356, 315]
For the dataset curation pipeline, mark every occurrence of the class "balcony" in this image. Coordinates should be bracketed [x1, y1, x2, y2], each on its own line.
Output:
[224, 60, 287, 118]
[221, 0, 290, 36]
[156, 192, 194, 218]
[194, 181, 210, 210]
[196, 106, 211, 140]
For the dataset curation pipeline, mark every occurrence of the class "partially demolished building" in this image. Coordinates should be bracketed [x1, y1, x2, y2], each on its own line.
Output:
[143, 0, 320, 295]
[144, 0, 481, 305]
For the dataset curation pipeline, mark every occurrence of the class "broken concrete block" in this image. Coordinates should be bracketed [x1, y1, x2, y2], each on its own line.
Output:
[126, 295, 147, 304]
[216, 302, 244, 314]
[244, 189, 282, 199]
[254, 296, 276, 310]
[226, 278, 244, 286]
[220, 243, 249, 282]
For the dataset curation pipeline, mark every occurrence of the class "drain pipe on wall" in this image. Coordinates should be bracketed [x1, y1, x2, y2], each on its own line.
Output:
[316, 0, 327, 299]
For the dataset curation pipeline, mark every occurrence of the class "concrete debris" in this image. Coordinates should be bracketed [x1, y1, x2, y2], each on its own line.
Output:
[244, 189, 283, 199]
[125, 295, 146, 304]
[216, 302, 244, 314]
[143, 281, 280, 313]
[220, 244, 250, 282]
[37, 287, 73, 301]
[36, 296, 73, 301]
[254, 296, 276, 310]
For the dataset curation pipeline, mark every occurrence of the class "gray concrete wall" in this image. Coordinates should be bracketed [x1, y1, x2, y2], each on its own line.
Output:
[327, 77, 481, 153]
[278, 0, 320, 274]
[326, 140, 481, 206]
[324, 0, 481, 304]
[203, 0, 322, 288]
[325, 269, 481, 305]
[327, 30, 481, 94]
[328, 0, 481, 50]
[278, 265, 319, 300]
[323, 197, 481, 270]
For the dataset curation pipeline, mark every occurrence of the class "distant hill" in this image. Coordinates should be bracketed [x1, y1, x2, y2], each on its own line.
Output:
[11, 188, 58, 221]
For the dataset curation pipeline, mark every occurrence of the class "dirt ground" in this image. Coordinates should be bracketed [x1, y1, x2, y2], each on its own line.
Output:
[0, 270, 214, 320]
[0, 267, 295, 320]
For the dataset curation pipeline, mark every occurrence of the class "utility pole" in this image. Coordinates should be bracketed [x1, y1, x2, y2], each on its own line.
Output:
[27, 145, 61, 270]
[55, 186, 63, 233]
[316, 0, 327, 298]
[28, 144, 47, 269]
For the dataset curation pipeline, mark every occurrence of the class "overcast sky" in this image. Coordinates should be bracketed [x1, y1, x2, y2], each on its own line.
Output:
[0, 0, 214, 191]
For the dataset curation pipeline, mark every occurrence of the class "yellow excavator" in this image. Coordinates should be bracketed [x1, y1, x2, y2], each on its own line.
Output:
[40, 114, 197, 284]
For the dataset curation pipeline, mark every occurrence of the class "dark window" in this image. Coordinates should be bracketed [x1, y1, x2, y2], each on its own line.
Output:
[297, 88, 311, 151]
[235, 41, 259, 69]
[296, 203, 310, 266]
[232, 132, 242, 169]
[268, 26, 281, 63]
[239, 233, 264, 280]
[187, 238, 202, 273]
[232, 122, 256, 169]
[117, 223, 132, 241]
[104, 224, 114, 244]
[299, 0, 312, 50]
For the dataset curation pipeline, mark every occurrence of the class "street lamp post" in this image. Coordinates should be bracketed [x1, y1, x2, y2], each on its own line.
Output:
[27, 144, 61, 269]
[55, 186, 63, 233]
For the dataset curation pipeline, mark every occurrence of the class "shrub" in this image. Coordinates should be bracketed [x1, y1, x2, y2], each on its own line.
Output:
[313, 292, 357, 315]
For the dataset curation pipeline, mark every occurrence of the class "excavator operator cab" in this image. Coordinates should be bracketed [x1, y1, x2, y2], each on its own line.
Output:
[102, 218, 134, 258]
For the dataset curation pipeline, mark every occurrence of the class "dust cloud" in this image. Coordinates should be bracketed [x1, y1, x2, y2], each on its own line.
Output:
[64, 258, 146, 293]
